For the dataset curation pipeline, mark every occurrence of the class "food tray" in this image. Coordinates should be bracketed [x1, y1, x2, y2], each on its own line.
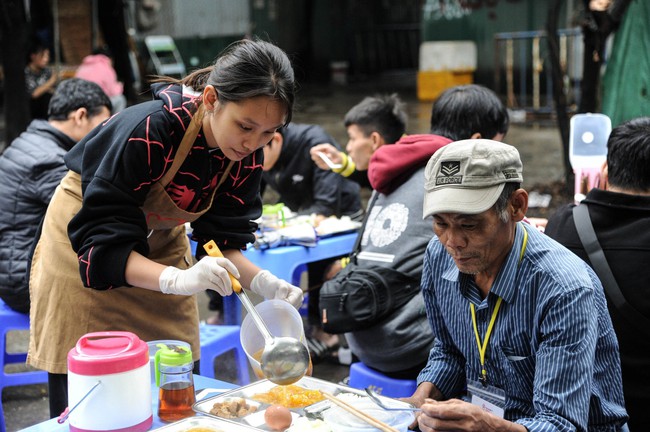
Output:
[192, 376, 415, 432]
[152, 415, 259, 431]
[192, 376, 372, 431]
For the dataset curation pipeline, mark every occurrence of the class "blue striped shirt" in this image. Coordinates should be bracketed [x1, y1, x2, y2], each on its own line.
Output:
[418, 222, 628, 432]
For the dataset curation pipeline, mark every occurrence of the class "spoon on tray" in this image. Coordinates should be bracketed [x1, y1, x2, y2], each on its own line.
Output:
[203, 240, 310, 385]
[364, 388, 421, 412]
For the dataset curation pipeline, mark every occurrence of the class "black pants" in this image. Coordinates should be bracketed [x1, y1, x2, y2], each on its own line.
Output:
[206, 289, 223, 312]
[48, 373, 68, 419]
[0, 286, 30, 314]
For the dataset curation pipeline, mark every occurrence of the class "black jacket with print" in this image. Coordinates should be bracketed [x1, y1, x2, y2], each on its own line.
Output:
[64, 83, 263, 289]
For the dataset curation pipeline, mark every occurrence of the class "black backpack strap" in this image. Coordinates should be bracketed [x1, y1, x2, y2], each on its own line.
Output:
[572, 205, 650, 332]
[349, 191, 379, 265]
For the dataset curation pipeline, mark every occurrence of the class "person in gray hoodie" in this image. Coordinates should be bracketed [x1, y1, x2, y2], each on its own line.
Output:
[0, 78, 111, 312]
[342, 84, 509, 379]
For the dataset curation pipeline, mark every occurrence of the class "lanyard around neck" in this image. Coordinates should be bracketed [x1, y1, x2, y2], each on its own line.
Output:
[470, 226, 528, 385]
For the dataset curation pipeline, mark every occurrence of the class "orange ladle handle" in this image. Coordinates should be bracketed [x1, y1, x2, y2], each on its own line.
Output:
[203, 240, 243, 293]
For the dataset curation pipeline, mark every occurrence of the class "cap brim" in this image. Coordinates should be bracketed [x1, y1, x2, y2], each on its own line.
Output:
[423, 183, 505, 218]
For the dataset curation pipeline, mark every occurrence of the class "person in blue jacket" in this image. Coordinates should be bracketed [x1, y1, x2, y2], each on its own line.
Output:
[412, 140, 627, 432]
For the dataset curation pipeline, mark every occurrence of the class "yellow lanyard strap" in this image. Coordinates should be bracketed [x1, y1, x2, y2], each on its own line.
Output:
[470, 227, 528, 384]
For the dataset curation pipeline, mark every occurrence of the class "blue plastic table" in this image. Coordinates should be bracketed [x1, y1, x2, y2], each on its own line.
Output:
[240, 231, 358, 319]
[243, 231, 358, 285]
[19, 375, 236, 431]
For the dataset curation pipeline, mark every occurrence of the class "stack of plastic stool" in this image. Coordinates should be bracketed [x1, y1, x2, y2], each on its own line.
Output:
[347, 362, 417, 398]
[199, 324, 250, 385]
[0, 299, 47, 432]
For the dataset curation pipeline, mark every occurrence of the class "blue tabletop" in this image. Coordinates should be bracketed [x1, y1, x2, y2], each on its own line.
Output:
[19, 375, 237, 431]
[198, 231, 358, 325]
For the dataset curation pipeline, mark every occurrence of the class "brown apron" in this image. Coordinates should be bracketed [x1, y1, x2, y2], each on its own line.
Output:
[28, 105, 233, 374]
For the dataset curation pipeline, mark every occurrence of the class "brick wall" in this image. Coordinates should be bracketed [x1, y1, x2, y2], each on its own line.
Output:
[57, 0, 92, 65]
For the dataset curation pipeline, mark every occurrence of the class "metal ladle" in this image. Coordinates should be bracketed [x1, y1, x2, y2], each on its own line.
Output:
[203, 241, 310, 385]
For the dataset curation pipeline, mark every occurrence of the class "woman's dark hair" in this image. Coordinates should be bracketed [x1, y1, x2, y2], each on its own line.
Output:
[91, 45, 113, 58]
[430, 84, 509, 141]
[157, 39, 295, 124]
[47, 78, 112, 120]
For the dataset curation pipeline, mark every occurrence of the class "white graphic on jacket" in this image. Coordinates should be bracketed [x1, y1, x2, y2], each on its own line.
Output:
[358, 203, 408, 263]
[369, 203, 408, 247]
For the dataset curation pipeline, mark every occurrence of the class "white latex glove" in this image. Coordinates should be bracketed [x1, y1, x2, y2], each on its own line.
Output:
[159, 256, 240, 296]
[250, 270, 304, 309]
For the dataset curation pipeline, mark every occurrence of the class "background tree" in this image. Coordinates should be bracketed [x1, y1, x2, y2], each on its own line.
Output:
[546, 0, 631, 190]
[578, 0, 632, 113]
[546, 0, 572, 189]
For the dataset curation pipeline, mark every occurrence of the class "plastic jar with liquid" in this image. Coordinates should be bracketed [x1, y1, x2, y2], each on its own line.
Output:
[154, 343, 196, 422]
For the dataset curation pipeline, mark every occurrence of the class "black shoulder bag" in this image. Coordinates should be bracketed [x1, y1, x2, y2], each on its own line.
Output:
[319, 192, 420, 334]
[572, 204, 650, 333]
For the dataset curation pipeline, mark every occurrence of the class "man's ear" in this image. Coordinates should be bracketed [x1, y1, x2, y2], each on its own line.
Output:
[203, 85, 218, 110]
[71, 107, 88, 125]
[510, 189, 528, 222]
[470, 132, 482, 139]
[370, 131, 384, 150]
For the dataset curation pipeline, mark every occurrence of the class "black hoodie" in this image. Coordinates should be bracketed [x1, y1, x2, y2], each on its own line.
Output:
[65, 83, 263, 289]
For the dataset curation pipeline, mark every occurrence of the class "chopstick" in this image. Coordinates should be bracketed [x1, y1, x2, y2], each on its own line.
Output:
[320, 391, 400, 432]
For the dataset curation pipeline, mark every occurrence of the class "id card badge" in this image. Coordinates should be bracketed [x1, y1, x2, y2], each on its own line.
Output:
[467, 379, 506, 418]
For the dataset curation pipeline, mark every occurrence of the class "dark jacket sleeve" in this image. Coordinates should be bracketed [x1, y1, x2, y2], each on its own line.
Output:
[347, 169, 371, 189]
[544, 203, 586, 260]
[67, 105, 168, 289]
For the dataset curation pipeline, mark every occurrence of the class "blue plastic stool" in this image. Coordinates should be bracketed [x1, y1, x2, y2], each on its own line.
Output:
[0, 299, 48, 432]
[347, 362, 417, 398]
[199, 324, 250, 385]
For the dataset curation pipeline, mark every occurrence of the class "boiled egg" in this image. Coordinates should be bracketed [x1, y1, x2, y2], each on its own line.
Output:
[264, 404, 293, 431]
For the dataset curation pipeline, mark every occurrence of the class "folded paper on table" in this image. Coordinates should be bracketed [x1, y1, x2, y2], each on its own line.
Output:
[315, 217, 361, 237]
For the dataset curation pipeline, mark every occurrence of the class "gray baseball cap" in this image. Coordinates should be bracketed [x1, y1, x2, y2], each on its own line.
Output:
[423, 139, 523, 217]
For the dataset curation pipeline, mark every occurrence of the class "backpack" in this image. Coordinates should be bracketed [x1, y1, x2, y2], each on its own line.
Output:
[319, 262, 420, 334]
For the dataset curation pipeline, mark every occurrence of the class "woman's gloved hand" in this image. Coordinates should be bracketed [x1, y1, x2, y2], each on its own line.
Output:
[159, 256, 240, 296]
[250, 269, 304, 309]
